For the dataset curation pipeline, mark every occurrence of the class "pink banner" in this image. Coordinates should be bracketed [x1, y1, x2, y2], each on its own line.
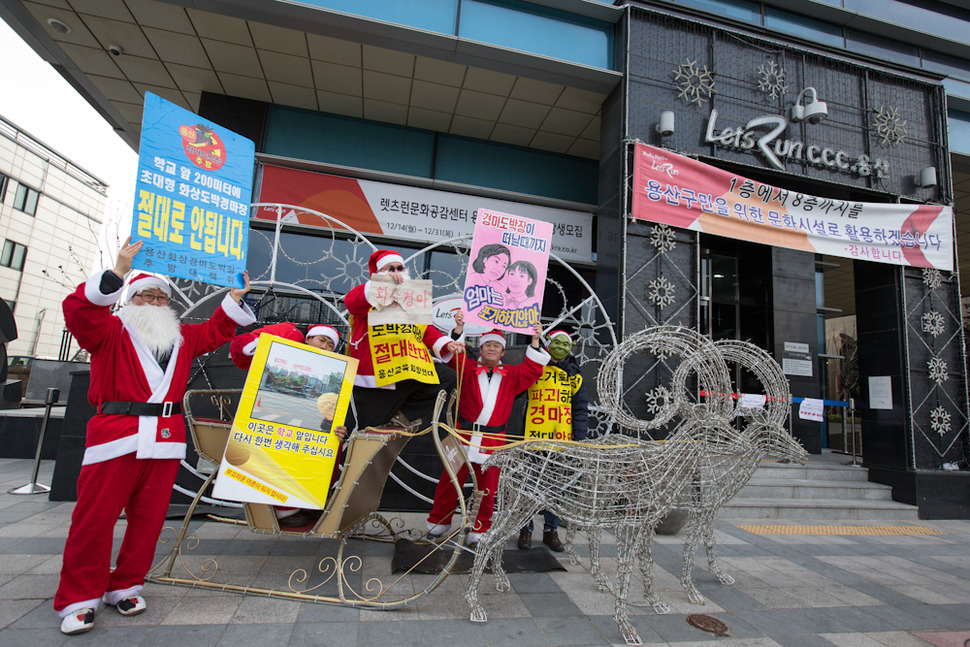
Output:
[631, 143, 953, 271]
[462, 209, 553, 333]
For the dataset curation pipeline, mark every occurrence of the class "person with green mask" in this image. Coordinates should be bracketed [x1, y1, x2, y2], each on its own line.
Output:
[517, 329, 588, 552]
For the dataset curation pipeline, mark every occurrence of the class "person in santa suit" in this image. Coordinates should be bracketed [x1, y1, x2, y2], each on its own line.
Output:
[54, 237, 255, 635]
[344, 248, 464, 430]
[230, 322, 347, 528]
[229, 322, 340, 369]
[426, 323, 549, 547]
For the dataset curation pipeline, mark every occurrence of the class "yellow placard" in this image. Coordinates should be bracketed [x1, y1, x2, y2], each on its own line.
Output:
[524, 369, 581, 442]
[368, 323, 439, 386]
[212, 334, 358, 509]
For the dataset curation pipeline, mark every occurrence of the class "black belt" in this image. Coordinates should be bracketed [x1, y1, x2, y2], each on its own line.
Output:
[459, 418, 506, 434]
[100, 401, 182, 417]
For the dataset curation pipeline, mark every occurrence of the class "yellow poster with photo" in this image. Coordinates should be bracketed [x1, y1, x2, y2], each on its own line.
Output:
[212, 334, 358, 508]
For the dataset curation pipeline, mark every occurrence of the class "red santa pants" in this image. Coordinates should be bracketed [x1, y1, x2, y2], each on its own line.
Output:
[54, 453, 180, 614]
[427, 461, 499, 533]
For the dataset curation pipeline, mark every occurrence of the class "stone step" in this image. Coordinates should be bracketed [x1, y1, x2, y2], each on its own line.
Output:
[754, 462, 870, 481]
[739, 477, 894, 500]
[721, 497, 920, 520]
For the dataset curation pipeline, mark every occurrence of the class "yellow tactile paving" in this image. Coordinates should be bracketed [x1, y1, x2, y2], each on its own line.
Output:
[737, 524, 946, 536]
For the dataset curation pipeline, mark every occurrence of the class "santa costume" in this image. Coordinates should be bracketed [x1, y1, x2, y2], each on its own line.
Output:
[344, 249, 460, 428]
[426, 329, 548, 542]
[54, 270, 255, 621]
[229, 322, 340, 369]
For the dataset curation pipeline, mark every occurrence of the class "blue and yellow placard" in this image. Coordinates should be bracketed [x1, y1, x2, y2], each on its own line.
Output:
[130, 92, 255, 288]
[212, 334, 358, 509]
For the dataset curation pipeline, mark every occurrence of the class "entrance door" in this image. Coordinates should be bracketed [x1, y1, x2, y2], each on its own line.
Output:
[700, 251, 738, 341]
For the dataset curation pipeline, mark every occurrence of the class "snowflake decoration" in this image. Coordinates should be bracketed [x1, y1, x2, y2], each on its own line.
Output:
[644, 385, 672, 415]
[648, 276, 677, 309]
[673, 59, 716, 107]
[872, 106, 908, 146]
[928, 356, 949, 386]
[649, 224, 677, 255]
[756, 61, 787, 99]
[922, 268, 943, 291]
[921, 311, 946, 337]
[930, 406, 952, 437]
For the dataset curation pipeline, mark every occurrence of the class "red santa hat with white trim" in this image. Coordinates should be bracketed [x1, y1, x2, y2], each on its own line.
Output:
[125, 272, 171, 302]
[368, 249, 404, 275]
[479, 329, 506, 348]
[545, 330, 572, 347]
[306, 324, 340, 346]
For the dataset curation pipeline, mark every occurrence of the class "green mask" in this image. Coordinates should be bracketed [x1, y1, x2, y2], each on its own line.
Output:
[548, 337, 571, 361]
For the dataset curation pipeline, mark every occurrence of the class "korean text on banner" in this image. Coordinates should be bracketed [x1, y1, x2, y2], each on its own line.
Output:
[463, 209, 553, 333]
[254, 165, 593, 264]
[130, 92, 256, 288]
[212, 335, 358, 509]
[631, 143, 953, 271]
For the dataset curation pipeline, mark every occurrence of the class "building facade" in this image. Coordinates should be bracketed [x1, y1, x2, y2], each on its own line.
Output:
[2, 0, 969, 516]
[0, 115, 107, 360]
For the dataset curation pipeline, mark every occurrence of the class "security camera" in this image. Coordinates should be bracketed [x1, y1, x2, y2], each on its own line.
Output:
[107, 44, 123, 57]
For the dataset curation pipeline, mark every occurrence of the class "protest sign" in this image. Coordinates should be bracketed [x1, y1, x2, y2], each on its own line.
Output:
[463, 209, 553, 333]
[131, 92, 256, 287]
[365, 275, 433, 326]
[212, 335, 357, 508]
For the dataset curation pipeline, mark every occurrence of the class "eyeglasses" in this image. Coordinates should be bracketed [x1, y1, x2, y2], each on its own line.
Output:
[383, 264, 406, 272]
[136, 293, 170, 304]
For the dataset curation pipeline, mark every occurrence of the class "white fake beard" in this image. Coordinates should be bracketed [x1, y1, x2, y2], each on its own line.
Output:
[118, 302, 182, 357]
[380, 268, 411, 280]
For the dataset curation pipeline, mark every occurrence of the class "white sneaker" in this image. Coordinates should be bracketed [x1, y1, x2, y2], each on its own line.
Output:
[60, 607, 95, 635]
[114, 595, 147, 616]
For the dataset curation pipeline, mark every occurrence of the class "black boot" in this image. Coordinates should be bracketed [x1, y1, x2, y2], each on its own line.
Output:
[517, 528, 532, 550]
[542, 530, 564, 552]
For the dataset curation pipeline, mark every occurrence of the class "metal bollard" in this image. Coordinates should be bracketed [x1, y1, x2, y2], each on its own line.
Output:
[9, 387, 59, 495]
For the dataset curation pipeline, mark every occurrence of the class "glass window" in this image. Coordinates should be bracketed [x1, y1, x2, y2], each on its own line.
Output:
[1, 240, 27, 271]
[923, 49, 970, 85]
[764, 7, 843, 48]
[0, 173, 8, 202]
[458, 0, 613, 70]
[845, 29, 919, 68]
[948, 109, 970, 157]
[264, 107, 436, 178]
[13, 183, 39, 216]
[279, 0, 459, 35]
[675, 0, 761, 24]
[2, 299, 14, 314]
[844, 0, 970, 47]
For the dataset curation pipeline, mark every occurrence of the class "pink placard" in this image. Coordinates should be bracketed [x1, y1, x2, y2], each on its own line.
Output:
[462, 209, 553, 333]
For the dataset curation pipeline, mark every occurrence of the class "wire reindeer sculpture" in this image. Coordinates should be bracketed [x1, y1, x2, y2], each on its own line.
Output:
[463, 326, 754, 645]
[564, 337, 807, 613]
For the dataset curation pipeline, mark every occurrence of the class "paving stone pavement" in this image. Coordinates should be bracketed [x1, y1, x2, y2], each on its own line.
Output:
[1, 457, 969, 646]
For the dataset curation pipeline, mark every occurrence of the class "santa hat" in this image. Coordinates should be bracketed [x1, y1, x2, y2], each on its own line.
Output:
[545, 330, 572, 347]
[368, 249, 404, 275]
[126, 272, 171, 302]
[306, 324, 340, 346]
[479, 329, 506, 348]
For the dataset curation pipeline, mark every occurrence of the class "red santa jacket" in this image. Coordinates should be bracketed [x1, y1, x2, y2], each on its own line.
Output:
[229, 322, 305, 369]
[344, 281, 455, 388]
[64, 270, 256, 465]
[450, 345, 549, 463]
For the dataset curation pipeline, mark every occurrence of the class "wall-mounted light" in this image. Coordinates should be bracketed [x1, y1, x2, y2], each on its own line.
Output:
[790, 87, 828, 124]
[656, 110, 675, 136]
[916, 166, 937, 188]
